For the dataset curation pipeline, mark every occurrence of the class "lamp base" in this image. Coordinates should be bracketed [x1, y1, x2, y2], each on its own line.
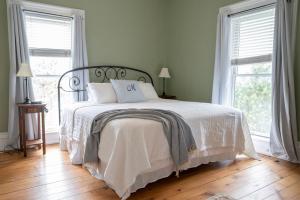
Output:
[23, 78, 31, 104]
[23, 97, 31, 104]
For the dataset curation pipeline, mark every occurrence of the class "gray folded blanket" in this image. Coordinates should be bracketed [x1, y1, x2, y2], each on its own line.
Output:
[84, 109, 197, 168]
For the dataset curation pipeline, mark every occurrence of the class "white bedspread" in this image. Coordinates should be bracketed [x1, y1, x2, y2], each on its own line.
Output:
[59, 99, 256, 199]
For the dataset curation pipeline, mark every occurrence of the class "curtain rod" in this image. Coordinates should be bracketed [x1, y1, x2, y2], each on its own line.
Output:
[228, 3, 276, 17]
[22, 9, 73, 20]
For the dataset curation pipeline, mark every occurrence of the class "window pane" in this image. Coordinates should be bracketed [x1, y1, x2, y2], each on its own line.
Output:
[236, 62, 272, 75]
[32, 77, 59, 132]
[32, 76, 74, 132]
[234, 75, 272, 137]
[25, 13, 72, 50]
[29, 56, 72, 76]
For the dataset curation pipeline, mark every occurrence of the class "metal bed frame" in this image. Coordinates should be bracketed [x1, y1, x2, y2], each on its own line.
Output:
[57, 65, 154, 123]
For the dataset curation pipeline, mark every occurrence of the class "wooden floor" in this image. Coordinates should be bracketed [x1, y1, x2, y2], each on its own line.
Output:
[0, 145, 299, 200]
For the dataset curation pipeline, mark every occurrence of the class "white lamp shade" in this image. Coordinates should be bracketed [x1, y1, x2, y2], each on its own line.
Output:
[158, 67, 171, 78]
[17, 63, 33, 77]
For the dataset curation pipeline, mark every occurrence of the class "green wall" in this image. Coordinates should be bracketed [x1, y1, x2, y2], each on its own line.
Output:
[0, 0, 167, 132]
[166, 0, 239, 102]
[0, 0, 9, 132]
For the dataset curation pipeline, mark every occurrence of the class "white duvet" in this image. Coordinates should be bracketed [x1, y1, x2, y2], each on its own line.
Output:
[59, 99, 257, 199]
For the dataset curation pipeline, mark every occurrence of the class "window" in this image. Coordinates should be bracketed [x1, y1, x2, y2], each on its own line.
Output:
[24, 11, 73, 133]
[230, 6, 275, 138]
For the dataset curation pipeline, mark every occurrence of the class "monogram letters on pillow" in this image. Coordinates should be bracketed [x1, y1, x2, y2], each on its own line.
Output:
[110, 79, 145, 103]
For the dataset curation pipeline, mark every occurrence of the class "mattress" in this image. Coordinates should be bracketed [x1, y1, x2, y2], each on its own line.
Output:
[59, 99, 257, 199]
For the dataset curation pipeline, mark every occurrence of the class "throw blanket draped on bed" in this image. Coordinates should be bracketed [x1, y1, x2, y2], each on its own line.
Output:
[84, 109, 197, 168]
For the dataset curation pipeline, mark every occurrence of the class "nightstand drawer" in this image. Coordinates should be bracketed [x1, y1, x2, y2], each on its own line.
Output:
[24, 107, 43, 113]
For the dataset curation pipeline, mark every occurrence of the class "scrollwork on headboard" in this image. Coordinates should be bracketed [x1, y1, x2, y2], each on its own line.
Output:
[57, 65, 154, 123]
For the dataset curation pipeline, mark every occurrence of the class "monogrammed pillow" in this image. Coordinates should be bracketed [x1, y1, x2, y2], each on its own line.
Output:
[110, 79, 145, 103]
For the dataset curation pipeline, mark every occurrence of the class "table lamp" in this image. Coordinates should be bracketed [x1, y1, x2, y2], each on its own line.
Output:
[17, 63, 33, 104]
[158, 67, 171, 96]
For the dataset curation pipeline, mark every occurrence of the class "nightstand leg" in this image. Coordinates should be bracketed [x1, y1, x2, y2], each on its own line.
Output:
[19, 110, 23, 151]
[42, 110, 46, 155]
[22, 113, 27, 157]
[38, 113, 41, 149]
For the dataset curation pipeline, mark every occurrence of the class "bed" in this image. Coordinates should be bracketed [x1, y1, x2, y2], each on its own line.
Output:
[58, 65, 257, 200]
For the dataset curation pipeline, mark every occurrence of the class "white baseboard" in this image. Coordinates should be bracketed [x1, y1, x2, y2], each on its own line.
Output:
[0, 132, 8, 152]
[251, 135, 271, 156]
[46, 132, 59, 144]
[0, 131, 59, 152]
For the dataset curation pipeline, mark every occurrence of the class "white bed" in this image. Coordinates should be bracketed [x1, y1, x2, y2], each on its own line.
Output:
[59, 98, 257, 199]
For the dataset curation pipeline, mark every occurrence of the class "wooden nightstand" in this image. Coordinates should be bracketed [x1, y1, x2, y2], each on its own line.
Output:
[17, 103, 47, 157]
[159, 95, 176, 100]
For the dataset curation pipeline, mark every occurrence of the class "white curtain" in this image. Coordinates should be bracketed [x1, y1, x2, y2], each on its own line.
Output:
[71, 13, 89, 101]
[212, 11, 233, 106]
[270, 0, 300, 162]
[6, 0, 37, 148]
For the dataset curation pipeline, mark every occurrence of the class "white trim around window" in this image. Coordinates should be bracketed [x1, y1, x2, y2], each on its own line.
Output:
[219, 0, 277, 16]
[7, 0, 84, 18]
[22, 0, 84, 17]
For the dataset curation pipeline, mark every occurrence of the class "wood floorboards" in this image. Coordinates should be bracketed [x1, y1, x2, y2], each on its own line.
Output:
[0, 145, 299, 200]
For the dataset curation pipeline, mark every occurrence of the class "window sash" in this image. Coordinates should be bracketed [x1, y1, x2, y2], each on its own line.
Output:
[234, 73, 272, 77]
[24, 10, 73, 22]
[230, 5, 275, 61]
[29, 48, 71, 57]
[25, 11, 72, 51]
[231, 54, 272, 65]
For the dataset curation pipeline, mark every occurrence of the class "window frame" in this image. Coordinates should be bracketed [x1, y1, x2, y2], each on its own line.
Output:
[21, 1, 84, 134]
[24, 9, 73, 60]
[229, 4, 275, 106]
[24, 10, 73, 79]
[217, 0, 300, 154]
[223, 0, 276, 138]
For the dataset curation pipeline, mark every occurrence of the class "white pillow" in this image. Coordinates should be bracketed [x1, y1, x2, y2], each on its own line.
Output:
[139, 82, 159, 100]
[87, 83, 117, 103]
[86, 86, 94, 102]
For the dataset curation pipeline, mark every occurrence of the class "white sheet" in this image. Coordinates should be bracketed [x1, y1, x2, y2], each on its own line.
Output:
[59, 99, 257, 199]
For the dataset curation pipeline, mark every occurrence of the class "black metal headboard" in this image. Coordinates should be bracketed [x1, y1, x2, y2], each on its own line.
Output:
[57, 65, 154, 123]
